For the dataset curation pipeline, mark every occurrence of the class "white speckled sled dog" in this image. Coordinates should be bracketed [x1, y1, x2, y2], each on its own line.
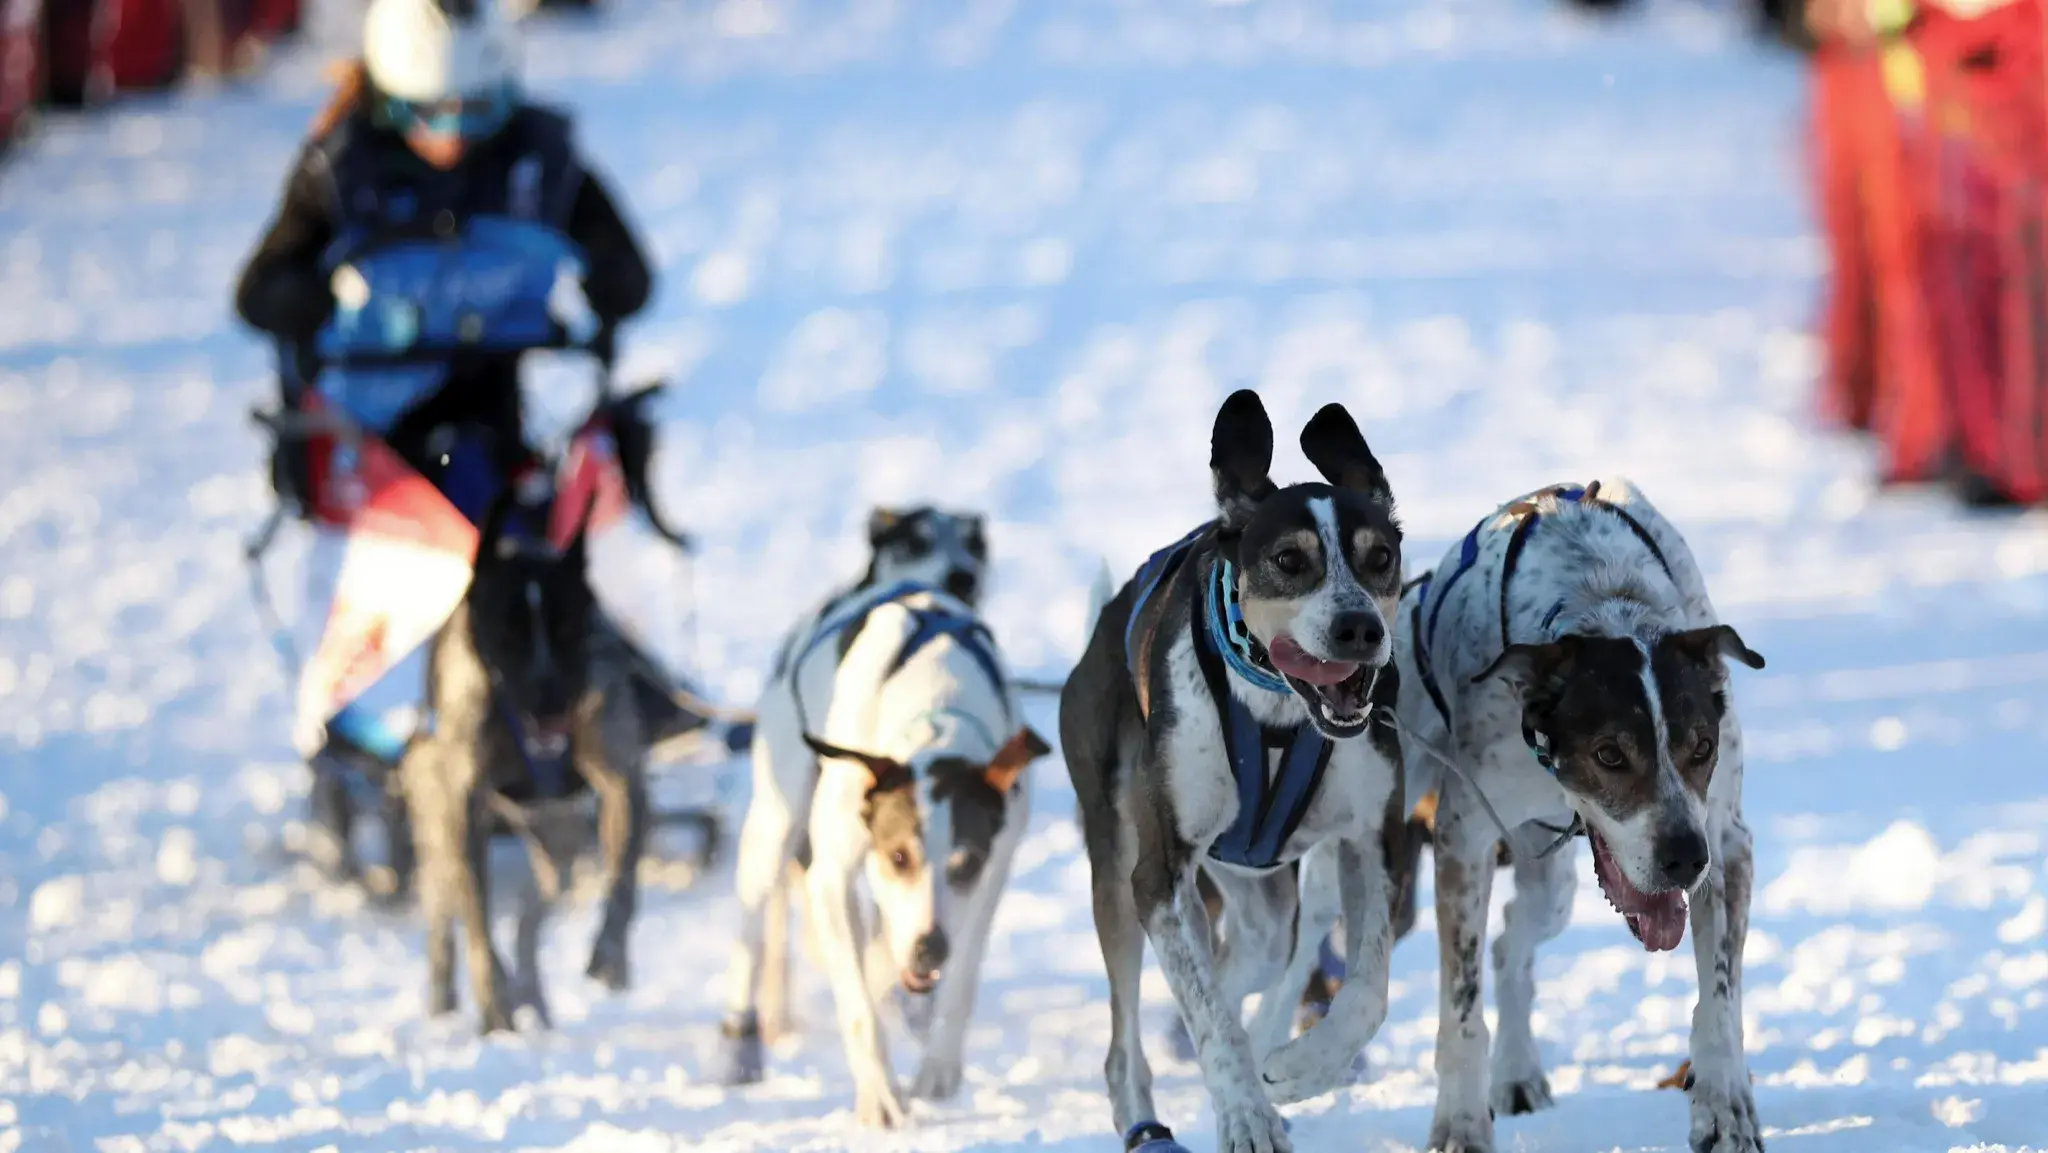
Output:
[1393, 477, 1766, 1153]
[715, 507, 1049, 1129]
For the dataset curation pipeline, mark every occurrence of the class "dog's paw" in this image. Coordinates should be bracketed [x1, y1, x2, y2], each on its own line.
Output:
[1260, 1027, 1362, 1105]
[1489, 1072, 1553, 1116]
[1124, 1122, 1194, 1153]
[853, 1078, 908, 1129]
[1214, 1099, 1291, 1153]
[711, 1013, 766, 1086]
[585, 939, 631, 992]
[1427, 1110, 1495, 1153]
[911, 1055, 963, 1100]
[477, 999, 516, 1036]
[427, 978, 458, 1018]
[1689, 1074, 1764, 1153]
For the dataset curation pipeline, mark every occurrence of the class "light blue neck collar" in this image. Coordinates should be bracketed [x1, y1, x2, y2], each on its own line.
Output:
[1206, 560, 1291, 696]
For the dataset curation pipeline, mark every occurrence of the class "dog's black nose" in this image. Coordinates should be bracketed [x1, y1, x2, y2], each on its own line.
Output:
[944, 569, 979, 602]
[1328, 611, 1384, 656]
[909, 929, 950, 976]
[1658, 827, 1710, 889]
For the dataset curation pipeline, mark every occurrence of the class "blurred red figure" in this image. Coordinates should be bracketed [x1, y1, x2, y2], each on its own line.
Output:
[1811, 0, 2048, 505]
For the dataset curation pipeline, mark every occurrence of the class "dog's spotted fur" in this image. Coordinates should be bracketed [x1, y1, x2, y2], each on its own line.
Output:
[1390, 478, 1765, 1153]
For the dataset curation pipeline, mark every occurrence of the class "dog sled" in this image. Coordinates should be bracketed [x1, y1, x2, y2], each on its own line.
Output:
[244, 220, 749, 897]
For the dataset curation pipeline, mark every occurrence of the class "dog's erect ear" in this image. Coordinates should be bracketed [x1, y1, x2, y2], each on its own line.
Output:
[1211, 389, 1276, 533]
[1662, 625, 1765, 673]
[802, 732, 904, 782]
[983, 726, 1052, 794]
[1299, 403, 1391, 503]
[868, 507, 908, 548]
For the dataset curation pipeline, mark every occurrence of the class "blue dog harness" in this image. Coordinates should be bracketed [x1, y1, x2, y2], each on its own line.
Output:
[1408, 483, 1675, 775]
[1124, 526, 1333, 872]
[784, 581, 1010, 751]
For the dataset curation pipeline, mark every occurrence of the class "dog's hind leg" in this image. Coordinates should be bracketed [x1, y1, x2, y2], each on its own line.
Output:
[1424, 771, 1499, 1153]
[1091, 838, 1158, 1138]
[1247, 844, 1339, 1064]
[1685, 714, 1763, 1153]
[1489, 825, 1576, 1117]
[1261, 834, 1393, 1106]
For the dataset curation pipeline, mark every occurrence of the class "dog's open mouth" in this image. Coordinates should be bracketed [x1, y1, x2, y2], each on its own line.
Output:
[1589, 828, 1688, 952]
[900, 967, 940, 995]
[1269, 635, 1375, 738]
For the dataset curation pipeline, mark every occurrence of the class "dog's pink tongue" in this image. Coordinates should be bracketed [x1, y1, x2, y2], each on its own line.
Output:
[1627, 894, 1689, 953]
[1267, 636, 1359, 686]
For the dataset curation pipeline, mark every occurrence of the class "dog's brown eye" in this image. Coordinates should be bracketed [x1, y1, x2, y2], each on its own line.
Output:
[1362, 545, 1393, 574]
[1691, 736, 1716, 763]
[1273, 548, 1309, 576]
[1593, 744, 1626, 769]
[890, 848, 911, 872]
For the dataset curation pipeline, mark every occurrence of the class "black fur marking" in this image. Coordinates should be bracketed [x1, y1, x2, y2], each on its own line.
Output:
[928, 757, 1009, 889]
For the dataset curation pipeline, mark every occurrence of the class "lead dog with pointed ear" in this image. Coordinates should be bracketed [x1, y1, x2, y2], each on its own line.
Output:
[1391, 478, 1765, 1153]
[716, 565, 1049, 1127]
[1060, 390, 1409, 1153]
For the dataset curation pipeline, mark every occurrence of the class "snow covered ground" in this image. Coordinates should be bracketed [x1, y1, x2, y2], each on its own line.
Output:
[5, 0, 2048, 1149]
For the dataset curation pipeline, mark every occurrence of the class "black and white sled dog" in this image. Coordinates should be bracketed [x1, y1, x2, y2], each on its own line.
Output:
[1392, 478, 1765, 1153]
[398, 496, 648, 1034]
[1060, 390, 1409, 1153]
[717, 506, 1049, 1128]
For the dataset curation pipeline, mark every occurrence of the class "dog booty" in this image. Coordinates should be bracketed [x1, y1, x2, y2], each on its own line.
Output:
[710, 1011, 766, 1086]
[1124, 1122, 1192, 1153]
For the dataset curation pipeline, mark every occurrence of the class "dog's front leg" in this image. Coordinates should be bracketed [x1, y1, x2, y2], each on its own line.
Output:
[1489, 825, 1575, 1117]
[912, 841, 1016, 1101]
[1686, 727, 1762, 1152]
[806, 845, 907, 1128]
[1429, 778, 1499, 1153]
[406, 743, 512, 1032]
[1261, 835, 1390, 1104]
[580, 731, 647, 992]
[1131, 800, 1290, 1153]
[455, 790, 515, 1033]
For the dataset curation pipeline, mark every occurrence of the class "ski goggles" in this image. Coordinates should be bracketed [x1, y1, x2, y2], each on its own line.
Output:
[382, 83, 518, 142]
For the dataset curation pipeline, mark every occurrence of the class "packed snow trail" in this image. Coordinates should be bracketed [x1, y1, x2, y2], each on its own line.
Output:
[6, 1, 2048, 1150]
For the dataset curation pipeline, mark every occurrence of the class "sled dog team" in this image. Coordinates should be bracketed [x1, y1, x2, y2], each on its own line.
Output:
[406, 389, 1765, 1153]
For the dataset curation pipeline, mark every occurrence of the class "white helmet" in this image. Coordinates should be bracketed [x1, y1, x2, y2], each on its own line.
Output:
[363, 0, 521, 104]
